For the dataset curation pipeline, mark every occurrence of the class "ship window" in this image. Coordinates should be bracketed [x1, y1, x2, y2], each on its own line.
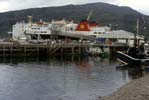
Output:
[44, 31, 47, 33]
[94, 32, 97, 34]
[91, 35, 96, 37]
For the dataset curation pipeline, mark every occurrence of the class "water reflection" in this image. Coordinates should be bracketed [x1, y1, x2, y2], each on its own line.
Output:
[116, 65, 144, 79]
[0, 55, 44, 64]
[0, 55, 132, 100]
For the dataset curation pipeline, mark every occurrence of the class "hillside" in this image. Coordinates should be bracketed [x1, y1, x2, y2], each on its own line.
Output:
[0, 2, 148, 39]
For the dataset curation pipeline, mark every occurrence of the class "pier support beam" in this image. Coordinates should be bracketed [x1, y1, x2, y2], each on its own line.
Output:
[60, 47, 63, 55]
[72, 47, 74, 55]
[10, 46, 12, 57]
[24, 46, 26, 56]
[37, 46, 39, 57]
[78, 47, 81, 54]
[3, 45, 5, 57]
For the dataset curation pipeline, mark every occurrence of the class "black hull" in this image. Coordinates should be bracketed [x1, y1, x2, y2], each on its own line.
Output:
[116, 51, 149, 65]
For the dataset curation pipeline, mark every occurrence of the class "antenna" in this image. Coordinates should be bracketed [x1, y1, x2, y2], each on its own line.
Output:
[136, 18, 139, 36]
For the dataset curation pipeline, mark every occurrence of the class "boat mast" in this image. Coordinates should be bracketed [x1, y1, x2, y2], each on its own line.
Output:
[134, 18, 139, 46]
[136, 18, 139, 36]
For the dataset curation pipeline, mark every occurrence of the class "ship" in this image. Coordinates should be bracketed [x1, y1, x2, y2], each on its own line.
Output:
[10, 16, 144, 46]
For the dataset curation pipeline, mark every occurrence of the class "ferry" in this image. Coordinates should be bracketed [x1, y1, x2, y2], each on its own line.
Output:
[11, 16, 144, 46]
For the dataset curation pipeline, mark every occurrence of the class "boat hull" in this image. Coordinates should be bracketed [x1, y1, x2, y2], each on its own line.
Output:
[116, 51, 142, 65]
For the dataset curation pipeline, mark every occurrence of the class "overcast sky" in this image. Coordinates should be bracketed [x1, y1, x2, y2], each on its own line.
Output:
[0, 0, 149, 15]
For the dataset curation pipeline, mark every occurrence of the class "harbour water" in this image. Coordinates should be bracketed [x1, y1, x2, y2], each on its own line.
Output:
[0, 56, 142, 100]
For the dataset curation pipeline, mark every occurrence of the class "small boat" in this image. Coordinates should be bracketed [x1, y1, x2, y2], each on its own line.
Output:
[116, 51, 149, 65]
[88, 47, 102, 56]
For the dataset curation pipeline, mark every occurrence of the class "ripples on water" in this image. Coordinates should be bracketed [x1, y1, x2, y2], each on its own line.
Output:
[0, 56, 143, 100]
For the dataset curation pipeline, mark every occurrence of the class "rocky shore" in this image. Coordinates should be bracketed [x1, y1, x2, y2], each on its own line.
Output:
[100, 74, 149, 100]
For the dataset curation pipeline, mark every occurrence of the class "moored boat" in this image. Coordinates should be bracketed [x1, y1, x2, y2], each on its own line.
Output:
[116, 51, 149, 66]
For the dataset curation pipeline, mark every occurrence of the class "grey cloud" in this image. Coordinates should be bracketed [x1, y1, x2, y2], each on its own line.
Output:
[0, 0, 119, 11]
[3, 0, 85, 11]
[87, 0, 117, 3]
[0, 0, 148, 14]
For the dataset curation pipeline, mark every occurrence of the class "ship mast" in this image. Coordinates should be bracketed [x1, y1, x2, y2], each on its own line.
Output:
[87, 10, 93, 21]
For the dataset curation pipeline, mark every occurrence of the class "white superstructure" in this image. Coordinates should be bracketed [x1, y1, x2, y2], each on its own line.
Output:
[12, 16, 52, 41]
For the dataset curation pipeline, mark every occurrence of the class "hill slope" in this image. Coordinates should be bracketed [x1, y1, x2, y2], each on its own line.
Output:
[0, 2, 148, 38]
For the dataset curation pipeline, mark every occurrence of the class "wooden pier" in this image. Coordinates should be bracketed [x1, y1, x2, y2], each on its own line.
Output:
[0, 42, 129, 57]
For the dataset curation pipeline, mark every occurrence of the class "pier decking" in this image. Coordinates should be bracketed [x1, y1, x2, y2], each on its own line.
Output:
[0, 42, 129, 57]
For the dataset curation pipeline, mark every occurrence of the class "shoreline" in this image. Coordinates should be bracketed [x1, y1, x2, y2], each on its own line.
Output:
[100, 74, 149, 100]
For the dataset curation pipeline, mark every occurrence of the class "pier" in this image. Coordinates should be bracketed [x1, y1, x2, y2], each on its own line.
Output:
[0, 42, 129, 57]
